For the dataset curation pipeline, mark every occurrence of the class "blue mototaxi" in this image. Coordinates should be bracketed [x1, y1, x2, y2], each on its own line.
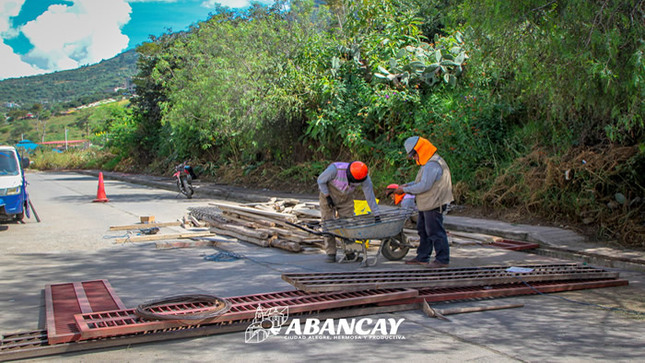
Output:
[0, 145, 30, 222]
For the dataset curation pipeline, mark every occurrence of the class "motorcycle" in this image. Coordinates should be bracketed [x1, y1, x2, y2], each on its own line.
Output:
[173, 162, 196, 198]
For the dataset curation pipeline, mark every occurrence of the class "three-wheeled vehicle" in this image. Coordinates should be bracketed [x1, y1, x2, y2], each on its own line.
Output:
[0, 145, 30, 222]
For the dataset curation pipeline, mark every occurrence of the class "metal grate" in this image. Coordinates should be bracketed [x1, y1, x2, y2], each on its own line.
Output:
[44, 280, 127, 344]
[281, 263, 620, 292]
[1, 278, 627, 361]
[74, 288, 419, 340]
[376, 278, 629, 306]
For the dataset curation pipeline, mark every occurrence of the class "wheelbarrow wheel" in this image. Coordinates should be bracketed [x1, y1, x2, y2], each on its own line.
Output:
[381, 233, 410, 261]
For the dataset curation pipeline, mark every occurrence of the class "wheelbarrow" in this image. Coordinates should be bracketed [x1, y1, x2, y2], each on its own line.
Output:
[286, 208, 415, 267]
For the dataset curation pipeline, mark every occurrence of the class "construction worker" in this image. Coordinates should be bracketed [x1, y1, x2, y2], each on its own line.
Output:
[317, 161, 380, 263]
[385, 183, 417, 229]
[394, 136, 454, 268]
[385, 183, 416, 211]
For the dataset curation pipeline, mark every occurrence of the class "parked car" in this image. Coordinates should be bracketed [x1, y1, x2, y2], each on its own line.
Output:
[0, 145, 30, 222]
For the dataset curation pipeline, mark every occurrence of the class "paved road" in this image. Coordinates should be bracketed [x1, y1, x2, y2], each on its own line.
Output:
[1, 171, 644, 362]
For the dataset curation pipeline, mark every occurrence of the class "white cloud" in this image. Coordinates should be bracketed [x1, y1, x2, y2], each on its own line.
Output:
[0, 41, 45, 79]
[0, 0, 46, 79]
[201, 0, 255, 9]
[0, 0, 25, 34]
[19, 0, 132, 72]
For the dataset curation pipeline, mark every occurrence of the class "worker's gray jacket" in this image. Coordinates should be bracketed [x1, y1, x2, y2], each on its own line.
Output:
[402, 154, 454, 212]
[317, 162, 380, 214]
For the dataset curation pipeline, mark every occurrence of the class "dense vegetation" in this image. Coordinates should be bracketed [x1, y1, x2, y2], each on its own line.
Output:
[23, 0, 645, 248]
[0, 50, 138, 109]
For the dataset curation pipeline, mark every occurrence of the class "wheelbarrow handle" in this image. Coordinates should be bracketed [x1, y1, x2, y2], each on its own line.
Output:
[284, 221, 345, 240]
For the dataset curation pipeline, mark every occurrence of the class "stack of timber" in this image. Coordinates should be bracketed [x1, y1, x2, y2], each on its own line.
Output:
[188, 199, 325, 253]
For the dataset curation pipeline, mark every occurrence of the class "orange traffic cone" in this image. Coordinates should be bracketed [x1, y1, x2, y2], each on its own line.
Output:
[93, 172, 109, 202]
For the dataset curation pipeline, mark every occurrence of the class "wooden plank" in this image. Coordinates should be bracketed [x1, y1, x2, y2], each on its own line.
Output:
[140, 216, 155, 224]
[209, 226, 270, 247]
[209, 201, 298, 222]
[448, 230, 501, 243]
[109, 221, 182, 231]
[114, 232, 212, 244]
[208, 220, 269, 239]
[269, 239, 302, 252]
[220, 208, 296, 229]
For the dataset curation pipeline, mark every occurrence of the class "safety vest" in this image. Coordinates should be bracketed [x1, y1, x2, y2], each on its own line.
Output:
[329, 162, 356, 194]
[415, 154, 454, 211]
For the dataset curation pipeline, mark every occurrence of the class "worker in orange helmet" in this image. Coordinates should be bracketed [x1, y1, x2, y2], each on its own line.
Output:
[385, 183, 416, 211]
[386, 183, 417, 229]
[317, 161, 380, 263]
[394, 136, 454, 268]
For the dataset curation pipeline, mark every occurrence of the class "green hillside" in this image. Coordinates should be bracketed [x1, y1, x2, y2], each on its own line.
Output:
[0, 50, 138, 109]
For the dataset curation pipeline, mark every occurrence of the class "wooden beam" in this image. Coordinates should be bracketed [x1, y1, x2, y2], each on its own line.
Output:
[209, 226, 270, 247]
[114, 232, 212, 244]
[209, 202, 298, 222]
[109, 221, 181, 231]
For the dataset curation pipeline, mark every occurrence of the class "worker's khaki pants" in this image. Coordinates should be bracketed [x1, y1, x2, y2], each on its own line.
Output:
[319, 188, 354, 255]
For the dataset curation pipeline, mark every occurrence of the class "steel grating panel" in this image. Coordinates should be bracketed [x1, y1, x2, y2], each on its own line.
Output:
[281, 263, 620, 292]
[491, 239, 540, 251]
[74, 288, 419, 340]
[45, 280, 127, 344]
[1, 278, 628, 361]
[376, 278, 630, 306]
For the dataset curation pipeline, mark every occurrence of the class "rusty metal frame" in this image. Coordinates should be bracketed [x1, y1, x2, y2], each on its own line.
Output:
[44, 280, 127, 344]
[491, 239, 540, 251]
[74, 288, 419, 340]
[281, 264, 619, 292]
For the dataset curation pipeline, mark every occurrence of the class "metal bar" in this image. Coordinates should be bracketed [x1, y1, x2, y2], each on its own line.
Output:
[491, 240, 540, 251]
[73, 282, 93, 314]
[376, 278, 629, 306]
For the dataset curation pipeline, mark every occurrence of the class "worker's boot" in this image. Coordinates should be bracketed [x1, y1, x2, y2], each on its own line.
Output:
[325, 254, 336, 263]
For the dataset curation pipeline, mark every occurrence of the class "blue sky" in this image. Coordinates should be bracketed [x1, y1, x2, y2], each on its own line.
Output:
[0, 0, 273, 80]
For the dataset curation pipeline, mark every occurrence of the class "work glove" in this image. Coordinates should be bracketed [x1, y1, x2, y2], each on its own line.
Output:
[326, 195, 335, 208]
[374, 215, 381, 224]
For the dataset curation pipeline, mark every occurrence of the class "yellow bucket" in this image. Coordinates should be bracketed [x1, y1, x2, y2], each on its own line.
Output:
[353, 199, 379, 247]
[354, 199, 379, 215]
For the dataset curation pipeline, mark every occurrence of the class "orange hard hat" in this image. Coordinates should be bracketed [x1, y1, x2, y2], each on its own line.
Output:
[385, 183, 405, 205]
[348, 161, 368, 182]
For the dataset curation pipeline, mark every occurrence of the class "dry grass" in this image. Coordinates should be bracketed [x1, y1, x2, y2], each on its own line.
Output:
[481, 145, 644, 249]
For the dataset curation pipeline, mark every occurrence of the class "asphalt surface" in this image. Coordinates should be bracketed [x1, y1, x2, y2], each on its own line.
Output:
[1, 170, 643, 362]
